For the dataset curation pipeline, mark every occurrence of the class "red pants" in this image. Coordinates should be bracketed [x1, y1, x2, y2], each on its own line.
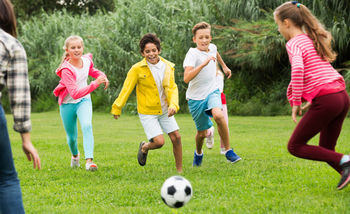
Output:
[288, 90, 349, 173]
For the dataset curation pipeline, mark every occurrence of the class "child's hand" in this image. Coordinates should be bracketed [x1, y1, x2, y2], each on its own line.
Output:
[291, 105, 302, 123]
[301, 102, 311, 111]
[96, 75, 106, 85]
[103, 77, 109, 90]
[113, 115, 120, 120]
[203, 56, 216, 67]
[168, 108, 176, 117]
[223, 66, 232, 79]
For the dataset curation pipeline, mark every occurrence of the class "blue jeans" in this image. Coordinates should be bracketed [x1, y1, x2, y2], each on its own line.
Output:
[60, 98, 94, 159]
[0, 105, 25, 214]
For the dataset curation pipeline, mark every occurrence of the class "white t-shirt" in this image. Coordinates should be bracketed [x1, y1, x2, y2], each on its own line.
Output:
[147, 59, 168, 113]
[63, 57, 91, 104]
[183, 43, 218, 100]
[216, 71, 224, 93]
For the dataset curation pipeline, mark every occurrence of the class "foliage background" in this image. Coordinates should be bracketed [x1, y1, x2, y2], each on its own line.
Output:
[7, 0, 350, 115]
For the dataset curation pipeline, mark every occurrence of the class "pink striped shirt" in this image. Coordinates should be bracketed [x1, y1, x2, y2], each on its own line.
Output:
[286, 34, 345, 106]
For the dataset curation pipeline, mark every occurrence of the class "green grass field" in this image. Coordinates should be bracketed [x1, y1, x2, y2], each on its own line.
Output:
[6, 111, 350, 213]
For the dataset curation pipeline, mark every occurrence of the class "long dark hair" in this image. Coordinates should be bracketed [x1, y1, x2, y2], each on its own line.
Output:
[274, 1, 336, 62]
[0, 0, 17, 37]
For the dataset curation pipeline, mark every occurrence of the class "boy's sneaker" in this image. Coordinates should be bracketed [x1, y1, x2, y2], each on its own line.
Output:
[220, 147, 226, 155]
[71, 154, 80, 168]
[206, 126, 215, 149]
[225, 149, 241, 163]
[337, 161, 350, 190]
[137, 141, 148, 166]
[192, 151, 203, 167]
[86, 162, 98, 171]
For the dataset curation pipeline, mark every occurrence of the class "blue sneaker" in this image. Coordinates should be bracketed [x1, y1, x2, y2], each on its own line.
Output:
[193, 151, 203, 166]
[225, 149, 241, 163]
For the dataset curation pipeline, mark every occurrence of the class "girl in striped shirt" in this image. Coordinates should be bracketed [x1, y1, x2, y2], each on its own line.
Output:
[274, 1, 350, 190]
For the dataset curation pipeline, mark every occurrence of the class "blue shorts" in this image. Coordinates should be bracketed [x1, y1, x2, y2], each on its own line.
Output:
[188, 89, 222, 131]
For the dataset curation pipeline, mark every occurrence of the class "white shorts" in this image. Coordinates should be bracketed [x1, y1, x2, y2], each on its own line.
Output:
[138, 112, 179, 140]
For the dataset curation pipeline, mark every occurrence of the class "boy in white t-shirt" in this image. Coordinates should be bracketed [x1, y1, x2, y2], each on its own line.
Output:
[183, 22, 241, 166]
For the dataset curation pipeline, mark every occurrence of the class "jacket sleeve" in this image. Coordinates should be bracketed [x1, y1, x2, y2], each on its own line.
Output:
[61, 68, 100, 100]
[88, 64, 106, 79]
[111, 68, 138, 115]
[166, 67, 179, 112]
[85, 53, 106, 79]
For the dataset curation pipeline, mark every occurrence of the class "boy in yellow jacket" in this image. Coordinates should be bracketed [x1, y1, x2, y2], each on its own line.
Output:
[111, 33, 182, 172]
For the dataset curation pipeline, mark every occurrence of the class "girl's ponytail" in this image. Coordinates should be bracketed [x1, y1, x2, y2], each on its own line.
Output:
[298, 4, 337, 62]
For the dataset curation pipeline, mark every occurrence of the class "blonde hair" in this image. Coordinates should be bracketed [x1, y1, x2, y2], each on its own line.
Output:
[192, 21, 211, 36]
[274, 1, 337, 62]
[59, 35, 84, 66]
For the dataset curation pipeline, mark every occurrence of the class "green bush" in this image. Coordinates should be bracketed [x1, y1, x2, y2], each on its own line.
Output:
[9, 0, 350, 116]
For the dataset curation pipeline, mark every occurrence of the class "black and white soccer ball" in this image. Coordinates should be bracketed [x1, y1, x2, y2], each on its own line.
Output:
[160, 175, 192, 208]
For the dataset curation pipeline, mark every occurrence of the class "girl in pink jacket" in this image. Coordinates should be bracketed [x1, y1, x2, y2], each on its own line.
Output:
[53, 35, 108, 171]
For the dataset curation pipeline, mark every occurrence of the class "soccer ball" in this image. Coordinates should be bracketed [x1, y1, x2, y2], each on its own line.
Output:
[160, 175, 192, 208]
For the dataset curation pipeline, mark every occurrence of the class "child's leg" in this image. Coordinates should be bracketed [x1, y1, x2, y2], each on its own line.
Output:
[168, 130, 182, 172]
[288, 91, 349, 172]
[220, 104, 229, 149]
[76, 99, 94, 161]
[319, 91, 349, 173]
[212, 107, 230, 150]
[141, 135, 165, 153]
[59, 103, 78, 156]
[196, 130, 207, 154]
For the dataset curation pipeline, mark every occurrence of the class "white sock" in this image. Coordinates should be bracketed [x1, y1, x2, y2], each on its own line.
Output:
[340, 155, 350, 165]
[195, 150, 203, 156]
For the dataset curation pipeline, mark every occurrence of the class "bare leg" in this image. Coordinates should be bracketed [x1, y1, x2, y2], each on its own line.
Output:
[212, 107, 230, 150]
[168, 130, 183, 173]
[196, 130, 207, 154]
[141, 135, 165, 153]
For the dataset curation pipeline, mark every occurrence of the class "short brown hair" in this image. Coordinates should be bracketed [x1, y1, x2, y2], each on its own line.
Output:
[192, 22, 211, 36]
[0, 0, 17, 37]
[139, 33, 161, 53]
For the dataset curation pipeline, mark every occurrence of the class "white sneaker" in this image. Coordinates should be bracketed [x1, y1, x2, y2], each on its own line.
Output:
[220, 147, 226, 155]
[86, 162, 98, 171]
[71, 154, 80, 168]
[206, 126, 215, 149]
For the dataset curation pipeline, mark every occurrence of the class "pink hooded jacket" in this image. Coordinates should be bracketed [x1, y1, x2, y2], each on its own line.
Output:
[53, 53, 106, 105]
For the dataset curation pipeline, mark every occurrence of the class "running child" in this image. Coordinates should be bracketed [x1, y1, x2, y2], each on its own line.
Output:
[183, 21, 241, 166]
[274, 1, 350, 190]
[111, 33, 183, 173]
[53, 35, 109, 171]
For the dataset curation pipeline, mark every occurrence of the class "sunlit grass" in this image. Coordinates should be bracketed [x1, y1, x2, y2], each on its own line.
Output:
[7, 111, 350, 213]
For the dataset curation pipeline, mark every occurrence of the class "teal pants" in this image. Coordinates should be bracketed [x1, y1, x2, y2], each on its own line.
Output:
[60, 98, 94, 159]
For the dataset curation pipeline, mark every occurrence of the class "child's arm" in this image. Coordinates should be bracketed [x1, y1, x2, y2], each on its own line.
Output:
[111, 68, 138, 117]
[217, 52, 231, 79]
[88, 66, 109, 90]
[184, 56, 216, 83]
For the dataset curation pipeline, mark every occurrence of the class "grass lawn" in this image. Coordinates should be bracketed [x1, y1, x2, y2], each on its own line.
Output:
[6, 111, 350, 213]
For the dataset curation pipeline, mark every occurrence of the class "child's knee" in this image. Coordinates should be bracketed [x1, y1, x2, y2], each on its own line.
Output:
[197, 130, 207, 138]
[169, 131, 181, 142]
[81, 123, 93, 133]
[287, 140, 298, 156]
[153, 138, 165, 148]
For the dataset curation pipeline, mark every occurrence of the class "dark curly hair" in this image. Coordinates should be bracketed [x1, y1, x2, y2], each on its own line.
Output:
[139, 33, 161, 53]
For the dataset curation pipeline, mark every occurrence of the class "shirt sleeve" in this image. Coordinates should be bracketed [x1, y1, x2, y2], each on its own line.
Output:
[6, 43, 31, 133]
[287, 44, 304, 106]
[183, 49, 196, 68]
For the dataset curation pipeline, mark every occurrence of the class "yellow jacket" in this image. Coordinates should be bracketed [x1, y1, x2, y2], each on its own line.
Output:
[111, 57, 179, 115]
